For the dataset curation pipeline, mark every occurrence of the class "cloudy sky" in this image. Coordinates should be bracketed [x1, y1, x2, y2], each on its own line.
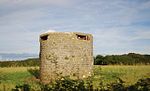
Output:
[0, 0, 150, 55]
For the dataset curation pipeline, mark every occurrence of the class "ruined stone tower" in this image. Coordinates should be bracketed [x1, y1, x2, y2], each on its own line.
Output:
[40, 32, 93, 84]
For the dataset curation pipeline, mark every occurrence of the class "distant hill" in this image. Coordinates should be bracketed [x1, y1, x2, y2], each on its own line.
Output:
[0, 58, 39, 67]
[1, 53, 150, 67]
[94, 53, 150, 65]
[0, 53, 38, 61]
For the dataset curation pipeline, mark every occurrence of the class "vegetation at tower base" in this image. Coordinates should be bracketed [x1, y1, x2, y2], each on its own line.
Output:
[94, 53, 150, 65]
[1, 65, 150, 91]
[11, 67, 150, 91]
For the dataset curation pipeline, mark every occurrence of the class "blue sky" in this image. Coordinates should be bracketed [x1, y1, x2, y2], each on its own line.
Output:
[0, 0, 150, 55]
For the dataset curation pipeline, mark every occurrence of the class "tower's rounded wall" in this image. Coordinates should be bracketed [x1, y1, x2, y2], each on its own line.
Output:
[40, 32, 93, 84]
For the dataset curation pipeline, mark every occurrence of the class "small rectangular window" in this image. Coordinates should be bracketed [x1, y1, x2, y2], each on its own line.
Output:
[41, 35, 48, 40]
[76, 34, 89, 40]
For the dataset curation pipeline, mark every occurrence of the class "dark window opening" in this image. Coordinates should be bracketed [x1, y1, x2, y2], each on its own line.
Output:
[76, 34, 89, 40]
[41, 35, 48, 40]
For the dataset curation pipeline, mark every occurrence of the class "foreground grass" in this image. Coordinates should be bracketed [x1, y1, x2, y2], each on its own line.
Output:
[93, 65, 150, 88]
[0, 65, 150, 91]
[0, 67, 38, 91]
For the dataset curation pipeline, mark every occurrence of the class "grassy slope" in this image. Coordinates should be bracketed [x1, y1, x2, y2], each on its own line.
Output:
[0, 65, 150, 91]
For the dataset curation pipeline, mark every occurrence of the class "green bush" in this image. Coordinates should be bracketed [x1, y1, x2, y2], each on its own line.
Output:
[127, 78, 150, 91]
[27, 68, 40, 79]
[41, 77, 88, 91]
[12, 77, 150, 91]
[12, 84, 30, 91]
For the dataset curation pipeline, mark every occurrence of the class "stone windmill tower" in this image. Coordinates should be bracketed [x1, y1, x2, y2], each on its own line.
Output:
[40, 31, 93, 84]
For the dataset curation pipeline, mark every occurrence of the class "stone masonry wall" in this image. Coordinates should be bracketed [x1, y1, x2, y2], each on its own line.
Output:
[40, 32, 93, 84]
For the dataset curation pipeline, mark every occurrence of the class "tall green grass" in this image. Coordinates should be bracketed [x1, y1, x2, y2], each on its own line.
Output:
[0, 65, 150, 91]
[0, 67, 37, 91]
[93, 65, 150, 88]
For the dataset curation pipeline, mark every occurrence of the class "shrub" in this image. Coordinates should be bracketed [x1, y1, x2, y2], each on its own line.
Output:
[127, 78, 150, 91]
[12, 75, 150, 91]
[12, 84, 30, 91]
[41, 77, 87, 91]
[27, 68, 40, 79]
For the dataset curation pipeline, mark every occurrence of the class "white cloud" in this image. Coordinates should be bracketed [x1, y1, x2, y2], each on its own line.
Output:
[0, 30, 40, 54]
[0, 0, 150, 54]
[0, 8, 46, 25]
[43, 29, 56, 34]
[0, 0, 72, 7]
[132, 30, 150, 40]
[92, 26, 150, 55]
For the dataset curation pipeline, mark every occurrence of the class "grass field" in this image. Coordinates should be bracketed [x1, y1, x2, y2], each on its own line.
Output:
[0, 65, 150, 91]
[0, 67, 38, 91]
[93, 65, 150, 88]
